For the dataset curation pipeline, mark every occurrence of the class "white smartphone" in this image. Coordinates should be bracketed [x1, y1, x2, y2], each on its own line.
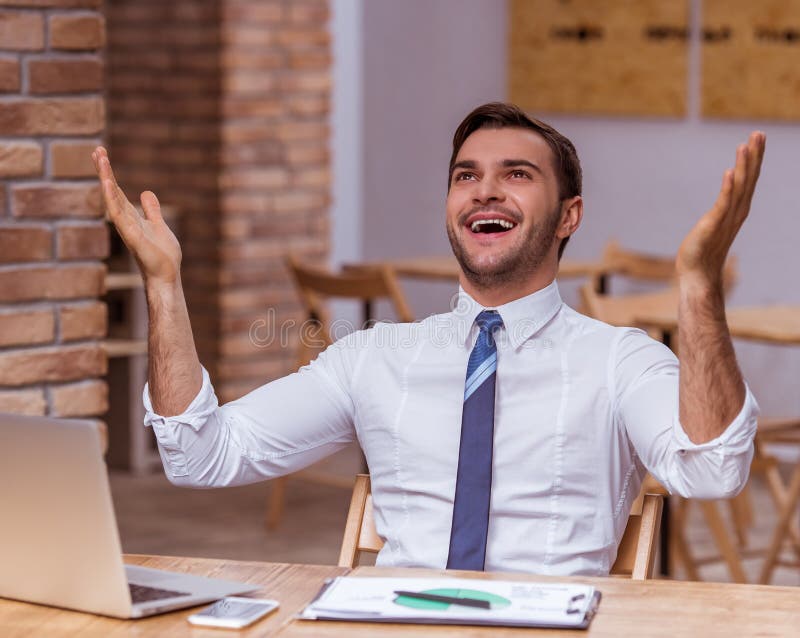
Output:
[187, 597, 280, 628]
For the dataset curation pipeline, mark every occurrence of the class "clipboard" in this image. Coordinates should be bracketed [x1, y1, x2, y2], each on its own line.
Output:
[299, 576, 602, 629]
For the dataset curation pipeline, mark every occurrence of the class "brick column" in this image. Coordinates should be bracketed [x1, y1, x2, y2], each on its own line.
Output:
[106, 0, 332, 404]
[217, 0, 331, 401]
[0, 0, 108, 418]
[106, 1, 223, 382]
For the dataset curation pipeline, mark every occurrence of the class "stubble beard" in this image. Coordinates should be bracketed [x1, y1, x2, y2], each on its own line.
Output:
[446, 204, 562, 290]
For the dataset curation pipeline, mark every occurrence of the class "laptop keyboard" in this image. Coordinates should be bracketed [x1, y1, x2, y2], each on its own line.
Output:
[129, 583, 191, 604]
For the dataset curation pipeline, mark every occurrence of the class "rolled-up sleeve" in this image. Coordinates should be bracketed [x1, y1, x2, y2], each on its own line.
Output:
[612, 328, 758, 499]
[142, 332, 364, 487]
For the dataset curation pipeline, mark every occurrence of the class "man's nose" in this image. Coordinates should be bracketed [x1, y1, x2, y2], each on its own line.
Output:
[472, 175, 505, 204]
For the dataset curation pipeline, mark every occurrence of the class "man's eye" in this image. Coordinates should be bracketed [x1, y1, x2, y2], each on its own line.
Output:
[455, 172, 476, 181]
[510, 170, 531, 179]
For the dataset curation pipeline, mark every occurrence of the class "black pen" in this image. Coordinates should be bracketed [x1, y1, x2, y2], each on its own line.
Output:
[393, 590, 491, 609]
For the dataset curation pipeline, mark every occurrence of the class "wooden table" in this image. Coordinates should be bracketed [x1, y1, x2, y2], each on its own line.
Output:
[284, 565, 800, 637]
[3, 557, 798, 637]
[635, 304, 800, 346]
[0, 555, 347, 638]
[353, 255, 604, 283]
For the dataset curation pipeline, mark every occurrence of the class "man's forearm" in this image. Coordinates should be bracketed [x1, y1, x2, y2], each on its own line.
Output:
[677, 276, 746, 444]
[146, 278, 203, 417]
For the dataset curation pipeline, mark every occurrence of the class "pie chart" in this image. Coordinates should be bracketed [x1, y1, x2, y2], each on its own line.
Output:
[393, 588, 511, 611]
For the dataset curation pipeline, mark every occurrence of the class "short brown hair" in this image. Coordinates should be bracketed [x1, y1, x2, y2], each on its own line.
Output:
[448, 102, 582, 259]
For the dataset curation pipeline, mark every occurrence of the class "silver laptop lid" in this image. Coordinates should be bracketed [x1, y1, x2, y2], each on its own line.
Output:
[0, 414, 132, 617]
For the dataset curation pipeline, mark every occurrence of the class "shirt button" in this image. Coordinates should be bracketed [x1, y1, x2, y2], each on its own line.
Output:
[678, 449, 687, 456]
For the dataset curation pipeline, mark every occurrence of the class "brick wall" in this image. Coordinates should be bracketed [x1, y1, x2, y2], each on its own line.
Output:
[0, 0, 108, 418]
[107, 0, 331, 403]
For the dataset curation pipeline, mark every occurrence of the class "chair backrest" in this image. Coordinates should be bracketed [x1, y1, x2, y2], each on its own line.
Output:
[286, 254, 414, 365]
[580, 283, 679, 338]
[595, 241, 738, 295]
[338, 474, 663, 579]
[600, 240, 676, 283]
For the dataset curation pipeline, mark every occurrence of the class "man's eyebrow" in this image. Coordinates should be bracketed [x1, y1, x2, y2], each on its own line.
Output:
[451, 160, 477, 172]
[501, 159, 543, 174]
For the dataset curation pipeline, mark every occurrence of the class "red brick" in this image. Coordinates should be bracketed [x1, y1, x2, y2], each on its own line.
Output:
[0, 264, 104, 302]
[49, 14, 105, 50]
[0, 1, 101, 7]
[59, 301, 106, 341]
[285, 143, 329, 166]
[12, 183, 102, 219]
[273, 191, 328, 213]
[0, 142, 42, 177]
[0, 57, 19, 92]
[0, 98, 105, 135]
[28, 58, 104, 94]
[275, 27, 330, 48]
[287, 1, 329, 25]
[56, 223, 109, 260]
[0, 308, 54, 346]
[50, 141, 98, 178]
[0, 225, 51, 262]
[0, 388, 46, 416]
[0, 343, 106, 386]
[0, 10, 44, 50]
[288, 50, 331, 70]
[50, 379, 107, 416]
[219, 167, 289, 191]
[291, 166, 330, 188]
[222, 1, 284, 24]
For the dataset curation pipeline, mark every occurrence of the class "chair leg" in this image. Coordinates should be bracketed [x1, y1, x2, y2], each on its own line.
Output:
[670, 498, 701, 581]
[728, 487, 752, 547]
[759, 463, 800, 584]
[699, 501, 748, 583]
[265, 476, 288, 531]
[763, 463, 800, 555]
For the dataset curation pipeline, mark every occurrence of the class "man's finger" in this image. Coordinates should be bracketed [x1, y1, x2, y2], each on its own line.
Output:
[140, 190, 163, 223]
[742, 131, 766, 207]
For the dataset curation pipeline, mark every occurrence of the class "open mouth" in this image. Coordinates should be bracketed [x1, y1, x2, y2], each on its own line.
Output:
[468, 218, 518, 234]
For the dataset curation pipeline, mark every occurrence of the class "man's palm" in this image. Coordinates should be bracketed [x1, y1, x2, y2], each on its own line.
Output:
[92, 147, 182, 284]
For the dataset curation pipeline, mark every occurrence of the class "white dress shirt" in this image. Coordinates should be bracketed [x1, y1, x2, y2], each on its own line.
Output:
[144, 282, 757, 576]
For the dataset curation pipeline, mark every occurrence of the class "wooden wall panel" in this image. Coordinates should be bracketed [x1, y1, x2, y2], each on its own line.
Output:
[703, 0, 800, 120]
[509, 0, 688, 117]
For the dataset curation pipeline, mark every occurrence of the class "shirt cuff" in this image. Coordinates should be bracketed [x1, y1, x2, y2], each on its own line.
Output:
[142, 366, 219, 432]
[671, 382, 759, 455]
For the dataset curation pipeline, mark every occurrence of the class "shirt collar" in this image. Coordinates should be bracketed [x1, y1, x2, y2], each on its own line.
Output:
[451, 280, 563, 349]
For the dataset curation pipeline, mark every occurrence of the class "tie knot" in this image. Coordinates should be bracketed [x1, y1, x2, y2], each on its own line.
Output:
[475, 310, 503, 334]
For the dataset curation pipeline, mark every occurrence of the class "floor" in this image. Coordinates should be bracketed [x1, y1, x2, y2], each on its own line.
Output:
[110, 445, 800, 586]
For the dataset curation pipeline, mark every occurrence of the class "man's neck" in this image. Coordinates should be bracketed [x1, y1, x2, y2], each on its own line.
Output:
[459, 267, 557, 307]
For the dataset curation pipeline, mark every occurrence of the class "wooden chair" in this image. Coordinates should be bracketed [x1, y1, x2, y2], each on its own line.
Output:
[265, 255, 414, 530]
[592, 240, 738, 296]
[593, 240, 676, 292]
[338, 474, 664, 580]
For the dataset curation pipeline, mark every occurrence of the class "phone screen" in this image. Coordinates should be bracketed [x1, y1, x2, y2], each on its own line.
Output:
[188, 597, 279, 628]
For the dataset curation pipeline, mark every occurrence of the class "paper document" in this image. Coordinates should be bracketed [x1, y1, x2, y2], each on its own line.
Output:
[299, 576, 600, 629]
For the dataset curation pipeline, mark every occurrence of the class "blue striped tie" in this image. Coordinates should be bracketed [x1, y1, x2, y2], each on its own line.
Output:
[447, 309, 504, 570]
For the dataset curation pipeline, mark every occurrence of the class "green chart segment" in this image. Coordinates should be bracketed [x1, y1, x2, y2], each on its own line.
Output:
[393, 588, 511, 611]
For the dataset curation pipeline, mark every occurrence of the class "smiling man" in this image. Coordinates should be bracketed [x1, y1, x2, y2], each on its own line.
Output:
[94, 102, 762, 576]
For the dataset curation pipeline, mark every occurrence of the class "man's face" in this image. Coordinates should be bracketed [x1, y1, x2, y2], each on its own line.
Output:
[446, 127, 565, 290]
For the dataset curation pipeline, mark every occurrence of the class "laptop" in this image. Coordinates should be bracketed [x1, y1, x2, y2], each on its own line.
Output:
[0, 413, 258, 618]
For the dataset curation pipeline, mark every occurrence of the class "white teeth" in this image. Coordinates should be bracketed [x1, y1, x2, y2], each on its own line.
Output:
[470, 219, 516, 232]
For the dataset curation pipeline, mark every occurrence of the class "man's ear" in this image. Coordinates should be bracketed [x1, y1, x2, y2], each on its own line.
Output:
[557, 196, 583, 240]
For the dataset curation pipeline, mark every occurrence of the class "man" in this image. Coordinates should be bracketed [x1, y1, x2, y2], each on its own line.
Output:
[93, 102, 763, 576]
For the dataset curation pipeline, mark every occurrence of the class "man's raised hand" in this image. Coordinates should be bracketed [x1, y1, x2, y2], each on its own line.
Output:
[92, 147, 182, 286]
[676, 131, 766, 289]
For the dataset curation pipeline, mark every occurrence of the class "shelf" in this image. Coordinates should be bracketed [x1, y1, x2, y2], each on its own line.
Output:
[103, 339, 147, 358]
[105, 272, 144, 291]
